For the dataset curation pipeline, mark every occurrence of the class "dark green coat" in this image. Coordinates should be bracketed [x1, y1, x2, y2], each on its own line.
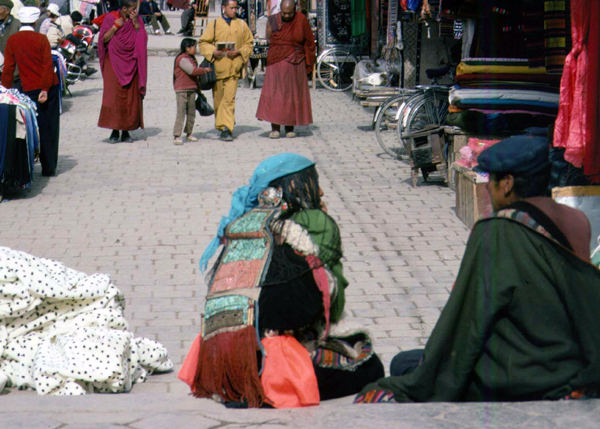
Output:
[364, 215, 600, 402]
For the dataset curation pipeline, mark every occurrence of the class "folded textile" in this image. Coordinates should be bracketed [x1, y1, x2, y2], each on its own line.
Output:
[0, 247, 173, 395]
[454, 82, 559, 93]
[454, 100, 559, 114]
[457, 62, 547, 76]
[455, 73, 562, 86]
[470, 109, 556, 117]
[449, 88, 560, 106]
[461, 58, 531, 65]
[446, 111, 556, 134]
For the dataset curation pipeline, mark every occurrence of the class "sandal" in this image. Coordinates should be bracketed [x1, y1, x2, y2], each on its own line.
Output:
[269, 131, 280, 139]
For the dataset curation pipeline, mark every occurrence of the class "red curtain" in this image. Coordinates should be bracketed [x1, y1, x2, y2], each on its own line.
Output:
[554, 0, 600, 183]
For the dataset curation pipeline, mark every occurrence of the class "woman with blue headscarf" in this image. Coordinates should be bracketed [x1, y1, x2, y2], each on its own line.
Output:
[180, 153, 383, 408]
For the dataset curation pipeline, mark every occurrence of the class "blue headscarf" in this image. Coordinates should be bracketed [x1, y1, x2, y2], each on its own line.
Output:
[200, 153, 315, 272]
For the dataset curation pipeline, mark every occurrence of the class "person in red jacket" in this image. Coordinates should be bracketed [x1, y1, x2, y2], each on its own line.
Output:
[172, 38, 211, 145]
[1, 6, 61, 177]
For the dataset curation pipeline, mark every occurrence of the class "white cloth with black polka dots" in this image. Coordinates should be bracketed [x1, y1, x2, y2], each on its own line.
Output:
[0, 247, 173, 395]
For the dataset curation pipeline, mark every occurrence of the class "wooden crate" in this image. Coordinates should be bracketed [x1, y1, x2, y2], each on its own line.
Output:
[453, 163, 493, 228]
[404, 127, 446, 187]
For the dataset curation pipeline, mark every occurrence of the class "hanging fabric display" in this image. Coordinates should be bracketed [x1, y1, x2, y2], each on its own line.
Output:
[0, 86, 39, 194]
[554, 0, 600, 182]
[350, 0, 367, 37]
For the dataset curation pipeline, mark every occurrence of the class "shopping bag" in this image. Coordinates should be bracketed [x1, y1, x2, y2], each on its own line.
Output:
[199, 20, 217, 90]
[195, 92, 214, 116]
[177, 334, 202, 389]
[260, 335, 320, 408]
[198, 59, 216, 90]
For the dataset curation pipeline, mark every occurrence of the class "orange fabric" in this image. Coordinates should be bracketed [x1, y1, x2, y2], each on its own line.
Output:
[261, 336, 320, 408]
[178, 333, 201, 389]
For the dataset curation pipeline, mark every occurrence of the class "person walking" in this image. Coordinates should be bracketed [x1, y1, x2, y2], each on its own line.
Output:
[256, 0, 315, 139]
[198, 0, 253, 141]
[172, 38, 212, 145]
[1, 6, 60, 177]
[139, 0, 172, 35]
[97, 0, 148, 143]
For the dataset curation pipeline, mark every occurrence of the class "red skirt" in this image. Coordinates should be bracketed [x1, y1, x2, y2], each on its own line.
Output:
[98, 54, 144, 131]
[256, 56, 313, 127]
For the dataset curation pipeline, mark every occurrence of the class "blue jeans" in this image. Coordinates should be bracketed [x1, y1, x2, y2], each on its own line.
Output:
[390, 349, 424, 376]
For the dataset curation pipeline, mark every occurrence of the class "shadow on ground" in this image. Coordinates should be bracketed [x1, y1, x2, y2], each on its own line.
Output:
[71, 87, 103, 97]
[0, 155, 78, 202]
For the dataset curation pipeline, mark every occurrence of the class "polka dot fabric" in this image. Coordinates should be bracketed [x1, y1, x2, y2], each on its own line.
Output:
[0, 247, 173, 395]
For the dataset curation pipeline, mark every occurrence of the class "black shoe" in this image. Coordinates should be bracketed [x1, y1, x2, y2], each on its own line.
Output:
[84, 67, 98, 76]
[219, 128, 234, 141]
[121, 131, 133, 143]
[108, 130, 120, 143]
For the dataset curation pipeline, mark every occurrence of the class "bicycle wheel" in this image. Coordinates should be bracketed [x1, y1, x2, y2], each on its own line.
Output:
[403, 90, 450, 136]
[374, 95, 409, 158]
[317, 48, 357, 92]
[395, 92, 428, 152]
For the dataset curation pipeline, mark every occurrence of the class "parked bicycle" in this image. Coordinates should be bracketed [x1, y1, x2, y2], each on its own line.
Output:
[374, 65, 453, 159]
[316, 36, 370, 92]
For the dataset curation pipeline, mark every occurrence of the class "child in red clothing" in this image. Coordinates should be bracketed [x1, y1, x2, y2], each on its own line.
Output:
[172, 38, 211, 145]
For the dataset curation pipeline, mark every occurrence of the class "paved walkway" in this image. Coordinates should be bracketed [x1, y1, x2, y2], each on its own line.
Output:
[0, 19, 598, 428]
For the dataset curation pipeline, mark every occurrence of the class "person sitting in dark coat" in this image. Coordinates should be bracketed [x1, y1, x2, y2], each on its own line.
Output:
[139, 0, 172, 35]
[356, 136, 600, 404]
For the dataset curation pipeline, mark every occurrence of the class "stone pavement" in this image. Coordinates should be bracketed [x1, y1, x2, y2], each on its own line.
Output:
[0, 20, 599, 428]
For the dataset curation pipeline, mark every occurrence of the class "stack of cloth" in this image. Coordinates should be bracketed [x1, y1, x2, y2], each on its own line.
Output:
[0, 247, 173, 395]
[447, 58, 561, 135]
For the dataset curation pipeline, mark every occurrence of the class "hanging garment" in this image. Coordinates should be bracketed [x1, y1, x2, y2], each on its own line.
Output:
[554, 0, 600, 182]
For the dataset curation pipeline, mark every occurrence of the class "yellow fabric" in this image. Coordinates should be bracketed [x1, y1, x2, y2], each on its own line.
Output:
[198, 17, 254, 80]
[456, 63, 548, 76]
[212, 75, 238, 131]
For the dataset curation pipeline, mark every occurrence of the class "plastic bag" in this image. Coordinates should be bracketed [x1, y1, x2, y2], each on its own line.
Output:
[260, 335, 319, 408]
[195, 92, 214, 117]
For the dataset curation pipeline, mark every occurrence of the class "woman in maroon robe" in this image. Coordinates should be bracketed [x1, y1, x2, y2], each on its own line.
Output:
[256, 0, 316, 139]
[98, 1, 148, 143]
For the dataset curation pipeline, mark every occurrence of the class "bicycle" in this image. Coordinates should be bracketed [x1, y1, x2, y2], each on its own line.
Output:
[374, 65, 453, 159]
[316, 47, 357, 91]
[316, 36, 370, 92]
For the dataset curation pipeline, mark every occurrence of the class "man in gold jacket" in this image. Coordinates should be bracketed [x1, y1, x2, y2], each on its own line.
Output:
[198, 0, 253, 141]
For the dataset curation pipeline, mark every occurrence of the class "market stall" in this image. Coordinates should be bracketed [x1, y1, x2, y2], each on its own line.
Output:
[442, 0, 600, 238]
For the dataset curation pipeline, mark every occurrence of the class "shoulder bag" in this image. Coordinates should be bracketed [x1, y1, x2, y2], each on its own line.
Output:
[199, 20, 217, 91]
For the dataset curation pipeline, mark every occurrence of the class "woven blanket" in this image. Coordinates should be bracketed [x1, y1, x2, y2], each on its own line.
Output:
[0, 247, 173, 395]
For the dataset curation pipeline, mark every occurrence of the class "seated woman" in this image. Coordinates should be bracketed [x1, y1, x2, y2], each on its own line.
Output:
[179, 153, 383, 408]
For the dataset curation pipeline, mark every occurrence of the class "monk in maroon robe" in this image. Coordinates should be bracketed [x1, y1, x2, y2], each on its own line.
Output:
[256, 0, 315, 139]
[98, 1, 148, 143]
